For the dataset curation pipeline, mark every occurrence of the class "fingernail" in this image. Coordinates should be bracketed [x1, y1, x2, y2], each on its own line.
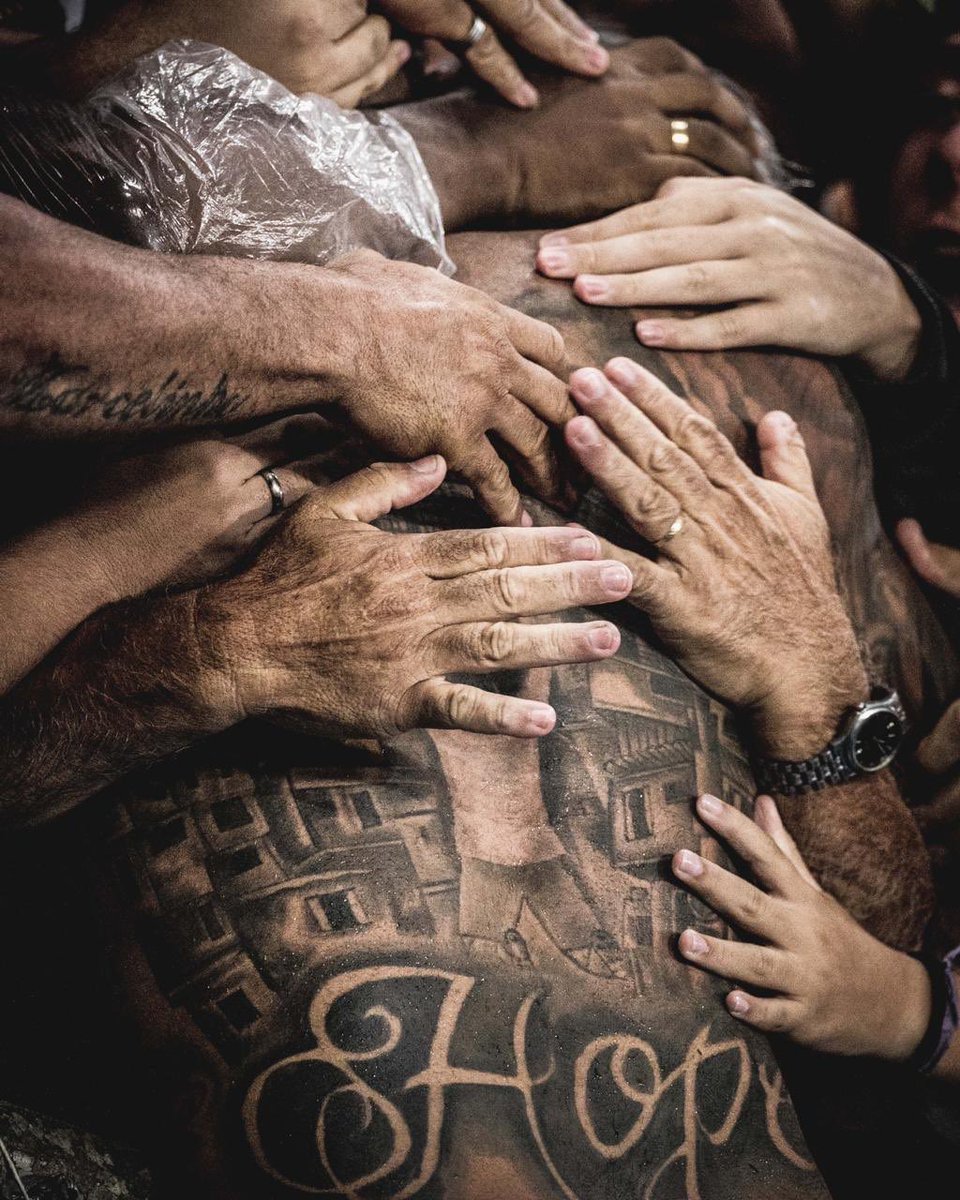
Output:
[411, 454, 440, 473]
[516, 82, 539, 108]
[394, 41, 412, 65]
[600, 563, 632, 593]
[728, 992, 750, 1016]
[698, 793, 723, 818]
[575, 276, 608, 302]
[589, 623, 618, 651]
[567, 416, 601, 447]
[577, 26, 601, 44]
[528, 705, 555, 732]
[605, 357, 642, 387]
[572, 368, 607, 402]
[540, 232, 570, 248]
[538, 248, 570, 274]
[521, 510, 534, 527]
[766, 410, 797, 434]
[570, 533, 600, 558]
[675, 849, 704, 878]
[637, 321, 666, 346]
[681, 930, 708, 957]
[586, 45, 609, 72]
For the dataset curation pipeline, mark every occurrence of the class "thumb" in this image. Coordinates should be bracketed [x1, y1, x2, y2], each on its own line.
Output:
[313, 456, 446, 523]
[756, 410, 817, 501]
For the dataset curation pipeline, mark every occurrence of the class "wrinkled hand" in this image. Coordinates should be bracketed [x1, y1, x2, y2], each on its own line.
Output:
[538, 177, 922, 382]
[897, 518, 960, 599]
[499, 43, 760, 223]
[565, 357, 867, 757]
[328, 249, 574, 523]
[203, 454, 634, 739]
[379, 0, 607, 108]
[672, 794, 931, 1059]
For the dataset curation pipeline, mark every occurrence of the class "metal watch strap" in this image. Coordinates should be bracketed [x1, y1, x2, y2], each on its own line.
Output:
[754, 742, 858, 797]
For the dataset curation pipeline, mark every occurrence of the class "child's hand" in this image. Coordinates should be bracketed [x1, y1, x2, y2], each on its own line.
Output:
[673, 793, 931, 1060]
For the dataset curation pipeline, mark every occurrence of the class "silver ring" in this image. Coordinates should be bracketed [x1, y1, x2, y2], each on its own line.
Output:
[655, 515, 685, 545]
[258, 467, 284, 516]
[464, 15, 489, 48]
[670, 119, 690, 152]
[445, 14, 489, 53]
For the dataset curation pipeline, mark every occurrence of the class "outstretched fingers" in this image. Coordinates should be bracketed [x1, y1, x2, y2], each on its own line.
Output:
[310, 457, 447, 523]
[402, 678, 558, 737]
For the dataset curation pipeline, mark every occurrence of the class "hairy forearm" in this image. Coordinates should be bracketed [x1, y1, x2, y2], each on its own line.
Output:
[0, 589, 232, 826]
[776, 771, 934, 950]
[0, 196, 348, 439]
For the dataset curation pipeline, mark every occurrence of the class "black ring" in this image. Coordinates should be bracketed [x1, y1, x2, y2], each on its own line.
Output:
[258, 467, 284, 516]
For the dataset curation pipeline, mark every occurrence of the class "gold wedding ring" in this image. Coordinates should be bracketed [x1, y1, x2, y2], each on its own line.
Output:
[656, 515, 685, 545]
[670, 119, 691, 152]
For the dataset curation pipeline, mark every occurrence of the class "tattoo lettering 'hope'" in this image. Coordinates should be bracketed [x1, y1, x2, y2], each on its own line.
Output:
[1, 355, 249, 424]
[242, 964, 815, 1200]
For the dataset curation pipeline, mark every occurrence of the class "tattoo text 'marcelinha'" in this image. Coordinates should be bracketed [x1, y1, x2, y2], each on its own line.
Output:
[1, 355, 250, 425]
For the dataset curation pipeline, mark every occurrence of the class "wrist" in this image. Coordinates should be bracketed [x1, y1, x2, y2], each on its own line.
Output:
[881, 952, 934, 1063]
[391, 97, 517, 229]
[750, 658, 869, 761]
[856, 260, 923, 383]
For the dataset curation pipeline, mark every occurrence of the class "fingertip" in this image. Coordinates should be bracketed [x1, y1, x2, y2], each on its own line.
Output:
[583, 44, 609, 73]
[727, 991, 751, 1017]
[696, 793, 724, 822]
[515, 82, 539, 108]
[757, 409, 798, 444]
[588, 621, 621, 655]
[393, 39, 412, 66]
[753, 793, 782, 833]
[522, 703, 556, 736]
[636, 321, 667, 347]
[410, 454, 446, 476]
[679, 928, 708, 958]
[521, 510, 534, 528]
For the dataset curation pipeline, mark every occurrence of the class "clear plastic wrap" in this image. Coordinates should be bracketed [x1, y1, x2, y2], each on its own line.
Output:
[0, 39, 452, 272]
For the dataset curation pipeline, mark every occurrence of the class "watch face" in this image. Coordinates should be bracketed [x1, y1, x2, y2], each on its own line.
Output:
[851, 710, 904, 772]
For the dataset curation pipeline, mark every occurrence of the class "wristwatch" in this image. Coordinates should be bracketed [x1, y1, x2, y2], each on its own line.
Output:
[754, 687, 906, 797]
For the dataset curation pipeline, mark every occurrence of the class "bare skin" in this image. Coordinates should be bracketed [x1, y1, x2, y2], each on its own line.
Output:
[536, 177, 923, 381]
[674, 794, 960, 1080]
[2, 231, 953, 1200]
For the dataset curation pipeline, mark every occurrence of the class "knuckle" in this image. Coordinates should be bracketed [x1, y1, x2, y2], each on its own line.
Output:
[739, 887, 766, 926]
[647, 441, 681, 474]
[683, 262, 713, 295]
[445, 686, 479, 729]
[493, 567, 524, 610]
[478, 527, 511, 569]
[510, 0, 541, 33]
[716, 311, 744, 342]
[477, 621, 515, 665]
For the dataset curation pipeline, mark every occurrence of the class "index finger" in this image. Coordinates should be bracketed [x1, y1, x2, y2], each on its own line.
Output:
[416, 523, 602, 578]
[692, 794, 810, 901]
[540, 181, 742, 247]
[602, 358, 751, 490]
[478, 0, 608, 76]
[500, 305, 568, 375]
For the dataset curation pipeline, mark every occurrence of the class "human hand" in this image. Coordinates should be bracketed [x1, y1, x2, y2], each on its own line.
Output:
[327, 249, 575, 524]
[379, 0, 607, 108]
[538, 177, 922, 382]
[494, 44, 760, 224]
[565, 357, 867, 758]
[897, 518, 960, 599]
[202, 454, 634, 739]
[73, 0, 410, 106]
[672, 793, 931, 1059]
[74, 433, 320, 597]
